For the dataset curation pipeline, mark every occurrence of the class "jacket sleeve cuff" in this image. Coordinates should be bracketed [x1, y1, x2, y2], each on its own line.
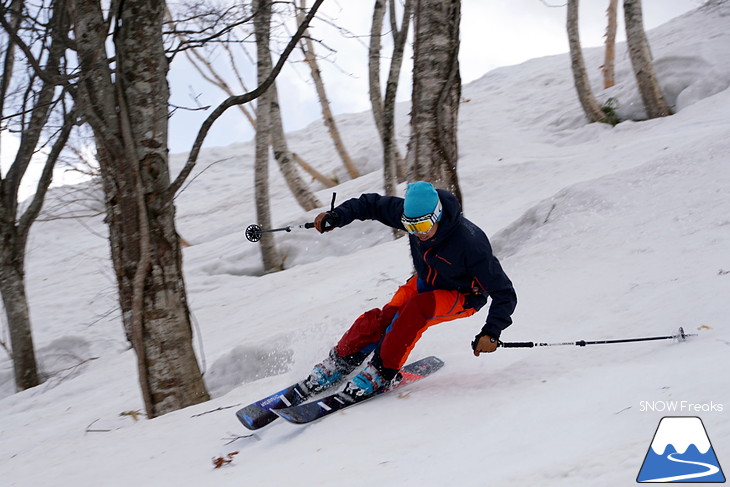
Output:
[479, 323, 503, 340]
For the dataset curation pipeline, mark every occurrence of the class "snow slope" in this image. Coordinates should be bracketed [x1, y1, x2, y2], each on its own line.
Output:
[2, 2, 729, 486]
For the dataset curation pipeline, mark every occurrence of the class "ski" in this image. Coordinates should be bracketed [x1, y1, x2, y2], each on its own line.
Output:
[273, 356, 444, 425]
[235, 382, 312, 430]
[236, 368, 350, 429]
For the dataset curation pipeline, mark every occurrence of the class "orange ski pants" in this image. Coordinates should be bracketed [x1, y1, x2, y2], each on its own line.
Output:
[334, 276, 478, 370]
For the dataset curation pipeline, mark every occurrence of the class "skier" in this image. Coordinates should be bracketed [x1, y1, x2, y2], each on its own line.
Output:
[307, 181, 517, 398]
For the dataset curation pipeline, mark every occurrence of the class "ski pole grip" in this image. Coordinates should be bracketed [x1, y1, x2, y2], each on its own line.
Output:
[500, 341, 535, 348]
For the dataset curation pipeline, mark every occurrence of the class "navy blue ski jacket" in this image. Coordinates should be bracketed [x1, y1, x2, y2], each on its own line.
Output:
[332, 190, 517, 339]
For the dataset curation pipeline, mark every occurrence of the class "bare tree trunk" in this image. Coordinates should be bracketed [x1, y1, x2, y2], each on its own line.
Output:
[623, 0, 672, 118]
[0, 0, 73, 391]
[269, 82, 322, 211]
[603, 0, 619, 88]
[410, 0, 462, 203]
[0, 109, 75, 391]
[382, 0, 412, 196]
[0, 268, 36, 389]
[297, 0, 359, 180]
[70, 0, 209, 418]
[118, 0, 209, 417]
[369, 0, 409, 191]
[567, 0, 607, 123]
[368, 0, 386, 142]
[0, 0, 38, 391]
[254, 0, 283, 273]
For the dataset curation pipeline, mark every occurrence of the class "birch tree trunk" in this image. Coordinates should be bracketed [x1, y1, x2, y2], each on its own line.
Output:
[269, 78, 321, 211]
[382, 0, 412, 196]
[567, 0, 607, 123]
[70, 0, 209, 418]
[410, 0, 462, 203]
[254, 0, 283, 273]
[368, 0, 386, 142]
[603, 0, 619, 88]
[623, 0, 672, 118]
[297, 0, 359, 180]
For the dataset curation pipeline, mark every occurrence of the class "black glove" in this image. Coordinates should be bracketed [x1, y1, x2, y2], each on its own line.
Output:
[314, 211, 340, 233]
[472, 332, 499, 356]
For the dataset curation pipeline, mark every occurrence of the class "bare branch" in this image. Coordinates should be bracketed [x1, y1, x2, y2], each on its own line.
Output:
[0, 0, 23, 118]
[190, 404, 241, 418]
[183, 48, 257, 127]
[165, 4, 255, 60]
[172, 156, 237, 200]
[18, 107, 77, 236]
[0, 3, 70, 87]
[3, 0, 70, 210]
[165, 4, 256, 127]
[85, 418, 112, 433]
[167, 0, 327, 200]
[0, 339, 12, 360]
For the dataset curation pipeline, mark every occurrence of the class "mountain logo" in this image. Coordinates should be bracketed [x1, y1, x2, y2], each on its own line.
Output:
[637, 416, 725, 483]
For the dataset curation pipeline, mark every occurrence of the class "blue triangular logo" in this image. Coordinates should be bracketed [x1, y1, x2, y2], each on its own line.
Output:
[637, 416, 726, 483]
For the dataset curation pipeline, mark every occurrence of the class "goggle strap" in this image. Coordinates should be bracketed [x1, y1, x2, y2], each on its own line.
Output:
[401, 199, 442, 234]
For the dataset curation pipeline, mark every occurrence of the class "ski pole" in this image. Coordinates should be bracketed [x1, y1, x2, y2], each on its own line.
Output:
[245, 222, 315, 242]
[499, 327, 696, 348]
[245, 192, 337, 242]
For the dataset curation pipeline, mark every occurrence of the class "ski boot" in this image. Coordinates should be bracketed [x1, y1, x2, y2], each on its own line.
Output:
[343, 359, 399, 399]
[304, 348, 364, 394]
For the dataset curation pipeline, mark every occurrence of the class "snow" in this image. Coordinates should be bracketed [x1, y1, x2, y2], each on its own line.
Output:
[2, 2, 730, 486]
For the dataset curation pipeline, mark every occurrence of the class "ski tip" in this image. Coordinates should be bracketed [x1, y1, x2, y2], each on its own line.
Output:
[236, 411, 257, 430]
[407, 355, 445, 374]
[271, 407, 308, 425]
[429, 356, 445, 366]
[236, 407, 278, 430]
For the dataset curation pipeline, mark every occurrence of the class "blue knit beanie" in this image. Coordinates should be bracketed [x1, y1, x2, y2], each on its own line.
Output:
[404, 181, 441, 219]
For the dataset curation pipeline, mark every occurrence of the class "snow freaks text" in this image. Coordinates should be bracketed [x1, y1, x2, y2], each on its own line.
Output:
[640, 401, 724, 413]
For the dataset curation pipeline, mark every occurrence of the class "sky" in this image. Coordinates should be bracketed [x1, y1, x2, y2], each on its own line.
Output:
[166, 0, 705, 154]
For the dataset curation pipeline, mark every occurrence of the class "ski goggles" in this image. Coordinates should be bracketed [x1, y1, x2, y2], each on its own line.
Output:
[401, 199, 442, 234]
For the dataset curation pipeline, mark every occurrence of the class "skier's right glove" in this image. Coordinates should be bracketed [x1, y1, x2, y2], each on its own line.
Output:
[314, 211, 340, 233]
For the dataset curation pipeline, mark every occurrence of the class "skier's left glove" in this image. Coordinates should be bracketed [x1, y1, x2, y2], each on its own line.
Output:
[472, 332, 499, 356]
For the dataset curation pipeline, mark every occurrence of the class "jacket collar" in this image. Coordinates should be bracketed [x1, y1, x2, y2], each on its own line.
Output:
[410, 189, 462, 249]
